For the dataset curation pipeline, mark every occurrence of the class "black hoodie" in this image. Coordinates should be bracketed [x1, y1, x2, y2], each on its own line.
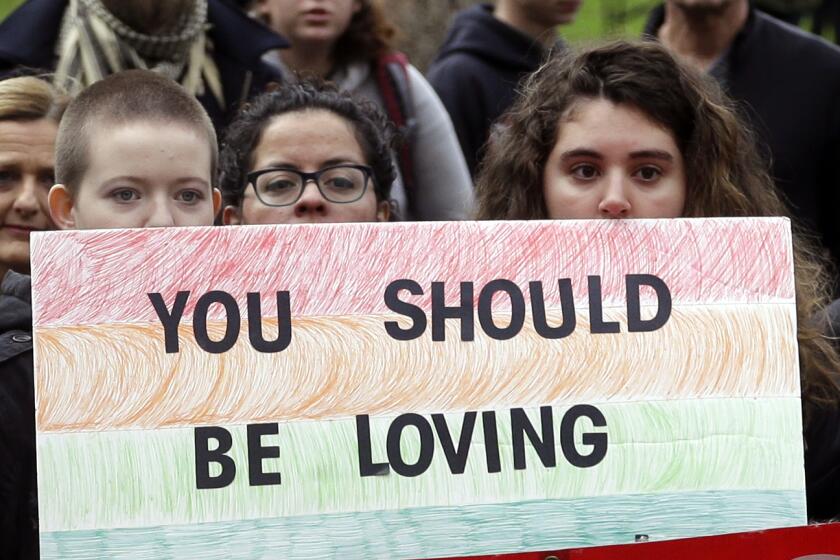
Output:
[0, 271, 36, 559]
[427, 4, 562, 176]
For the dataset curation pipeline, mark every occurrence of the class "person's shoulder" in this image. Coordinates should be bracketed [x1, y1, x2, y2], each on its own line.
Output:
[206, 0, 288, 65]
[428, 50, 493, 82]
[752, 10, 840, 69]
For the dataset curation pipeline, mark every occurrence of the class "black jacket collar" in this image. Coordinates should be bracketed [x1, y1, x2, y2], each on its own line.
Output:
[0, 0, 287, 72]
[0, 271, 31, 334]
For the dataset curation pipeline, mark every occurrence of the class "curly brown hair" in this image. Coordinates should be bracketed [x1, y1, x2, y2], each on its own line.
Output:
[332, 0, 396, 65]
[476, 40, 840, 426]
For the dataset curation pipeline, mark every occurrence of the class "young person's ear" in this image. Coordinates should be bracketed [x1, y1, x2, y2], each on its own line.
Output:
[223, 205, 242, 225]
[376, 199, 391, 222]
[48, 184, 77, 230]
[212, 188, 222, 218]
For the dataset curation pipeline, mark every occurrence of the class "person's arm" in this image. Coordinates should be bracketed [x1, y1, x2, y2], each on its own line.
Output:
[404, 64, 474, 220]
[0, 348, 37, 559]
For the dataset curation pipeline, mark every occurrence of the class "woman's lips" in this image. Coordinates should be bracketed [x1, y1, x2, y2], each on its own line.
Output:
[3, 225, 42, 239]
[302, 8, 331, 23]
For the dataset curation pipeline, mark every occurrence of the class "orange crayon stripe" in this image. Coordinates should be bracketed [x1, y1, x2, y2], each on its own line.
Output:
[35, 304, 798, 432]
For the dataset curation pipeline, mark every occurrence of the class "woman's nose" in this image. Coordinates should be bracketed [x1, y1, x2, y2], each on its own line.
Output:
[293, 180, 328, 218]
[598, 174, 631, 218]
[144, 199, 177, 228]
[12, 176, 40, 218]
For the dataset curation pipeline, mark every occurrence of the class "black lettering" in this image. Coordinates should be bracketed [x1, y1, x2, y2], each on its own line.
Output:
[431, 281, 474, 341]
[432, 412, 477, 475]
[148, 291, 190, 353]
[530, 280, 576, 339]
[356, 415, 390, 476]
[247, 292, 292, 353]
[387, 413, 434, 477]
[383, 279, 427, 341]
[194, 426, 236, 489]
[482, 411, 501, 474]
[247, 423, 282, 486]
[193, 290, 240, 354]
[626, 274, 672, 332]
[478, 280, 526, 340]
[588, 276, 620, 334]
[511, 407, 556, 470]
[560, 404, 608, 468]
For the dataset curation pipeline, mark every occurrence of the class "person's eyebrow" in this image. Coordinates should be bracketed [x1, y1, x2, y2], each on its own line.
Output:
[629, 150, 674, 162]
[258, 157, 362, 170]
[172, 176, 210, 186]
[560, 148, 603, 161]
[321, 157, 361, 166]
[101, 175, 145, 184]
[261, 161, 300, 170]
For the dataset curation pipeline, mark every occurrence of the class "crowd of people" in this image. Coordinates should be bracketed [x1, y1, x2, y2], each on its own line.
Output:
[1, 0, 839, 557]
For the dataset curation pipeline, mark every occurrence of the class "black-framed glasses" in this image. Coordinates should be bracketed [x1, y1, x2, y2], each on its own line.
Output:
[245, 164, 374, 207]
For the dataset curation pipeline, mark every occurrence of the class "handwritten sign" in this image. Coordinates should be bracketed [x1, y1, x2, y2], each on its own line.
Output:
[31, 219, 805, 559]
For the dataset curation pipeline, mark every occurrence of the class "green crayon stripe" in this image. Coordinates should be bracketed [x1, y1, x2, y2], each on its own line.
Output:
[38, 397, 804, 532]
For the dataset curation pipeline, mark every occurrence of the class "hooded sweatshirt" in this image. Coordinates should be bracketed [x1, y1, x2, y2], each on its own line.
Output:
[0, 271, 37, 559]
[427, 3, 561, 176]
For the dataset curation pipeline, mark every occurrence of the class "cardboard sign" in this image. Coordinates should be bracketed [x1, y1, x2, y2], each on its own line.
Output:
[31, 219, 805, 559]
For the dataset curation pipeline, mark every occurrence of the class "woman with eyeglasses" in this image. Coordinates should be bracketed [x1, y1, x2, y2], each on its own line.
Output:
[220, 81, 393, 224]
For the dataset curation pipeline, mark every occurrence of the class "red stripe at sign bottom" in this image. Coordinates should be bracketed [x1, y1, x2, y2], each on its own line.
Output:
[429, 523, 840, 560]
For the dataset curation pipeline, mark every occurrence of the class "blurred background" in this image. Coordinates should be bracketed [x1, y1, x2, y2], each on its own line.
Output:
[0, 0, 833, 70]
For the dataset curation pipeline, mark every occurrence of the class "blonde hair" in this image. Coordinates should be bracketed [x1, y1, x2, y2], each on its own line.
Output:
[0, 76, 69, 122]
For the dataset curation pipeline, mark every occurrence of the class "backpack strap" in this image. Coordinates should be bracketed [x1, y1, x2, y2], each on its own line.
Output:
[374, 51, 417, 214]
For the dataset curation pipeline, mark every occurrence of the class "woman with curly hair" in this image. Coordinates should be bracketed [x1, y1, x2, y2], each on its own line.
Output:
[250, 0, 473, 221]
[476, 40, 840, 521]
[220, 80, 394, 225]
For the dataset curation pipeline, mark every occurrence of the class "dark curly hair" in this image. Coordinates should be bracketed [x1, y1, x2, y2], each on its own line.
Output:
[219, 80, 396, 206]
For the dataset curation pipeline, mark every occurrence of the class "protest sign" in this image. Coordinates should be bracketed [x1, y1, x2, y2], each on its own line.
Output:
[31, 218, 805, 558]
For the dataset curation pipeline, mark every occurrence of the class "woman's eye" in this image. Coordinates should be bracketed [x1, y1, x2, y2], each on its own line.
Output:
[111, 188, 139, 202]
[177, 190, 204, 204]
[38, 172, 55, 188]
[570, 164, 599, 180]
[0, 169, 18, 186]
[635, 166, 662, 182]
[264, 179, 298, 192]
[324, 177, 356, 190]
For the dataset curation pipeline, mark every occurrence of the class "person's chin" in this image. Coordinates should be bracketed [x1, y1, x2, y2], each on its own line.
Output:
[296, 28, 340, 45]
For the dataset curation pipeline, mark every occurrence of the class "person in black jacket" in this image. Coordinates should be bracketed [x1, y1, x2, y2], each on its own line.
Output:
[0, 271, 36, 559]
[0, 0, 287, 130]
[644, 0, 840, 282]
[427, 1, 579, 177]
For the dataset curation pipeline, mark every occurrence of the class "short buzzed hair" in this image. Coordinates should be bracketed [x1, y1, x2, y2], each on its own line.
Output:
[55, 69, 217, 193]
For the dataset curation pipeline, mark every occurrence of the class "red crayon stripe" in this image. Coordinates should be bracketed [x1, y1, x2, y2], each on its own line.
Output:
[31, 219, 793, 327]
